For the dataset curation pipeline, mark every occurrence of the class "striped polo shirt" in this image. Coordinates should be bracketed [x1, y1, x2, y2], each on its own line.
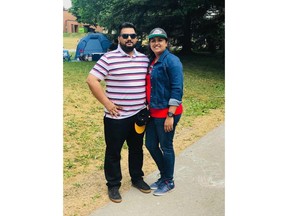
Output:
[89, 45, 149, 119]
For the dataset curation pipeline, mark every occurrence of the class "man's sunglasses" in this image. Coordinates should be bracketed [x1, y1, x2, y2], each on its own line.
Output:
[120, 34, 137, 39]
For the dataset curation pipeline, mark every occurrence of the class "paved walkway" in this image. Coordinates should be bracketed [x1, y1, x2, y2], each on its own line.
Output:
[89, 124, 225, 216]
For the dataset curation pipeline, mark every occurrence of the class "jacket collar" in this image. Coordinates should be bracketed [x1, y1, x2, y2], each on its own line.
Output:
[157, 49, 169, 62]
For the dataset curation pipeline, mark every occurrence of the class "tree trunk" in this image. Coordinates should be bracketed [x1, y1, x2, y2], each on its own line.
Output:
[180, 11, 193, 55]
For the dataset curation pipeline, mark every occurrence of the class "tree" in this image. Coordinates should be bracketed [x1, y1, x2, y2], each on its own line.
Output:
[69, 0, 105, 29]
[70, 0, 225, 54]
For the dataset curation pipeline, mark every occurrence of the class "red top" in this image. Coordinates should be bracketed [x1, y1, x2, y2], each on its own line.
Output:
[146, 60, 183, 118]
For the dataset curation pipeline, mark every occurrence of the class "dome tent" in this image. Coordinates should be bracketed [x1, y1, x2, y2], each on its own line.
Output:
[75, 32, 111, 61]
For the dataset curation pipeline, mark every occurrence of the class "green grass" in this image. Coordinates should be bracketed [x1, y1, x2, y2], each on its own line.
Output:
[64, 62, 105, 178]
[63, 53, 224, 179]
[180, 53, 225, 120]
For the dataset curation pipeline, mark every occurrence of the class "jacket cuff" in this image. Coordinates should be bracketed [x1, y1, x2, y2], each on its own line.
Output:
[169, 98, 182, 106]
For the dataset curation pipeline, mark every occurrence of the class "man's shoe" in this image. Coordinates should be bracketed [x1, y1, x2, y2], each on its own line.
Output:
[153, 180, 175, 196]
[108, 187, 122, 203]
[132, 179, 151, 193]
[150, 178, 163, 190]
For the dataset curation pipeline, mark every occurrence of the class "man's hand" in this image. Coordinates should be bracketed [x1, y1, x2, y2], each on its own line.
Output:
[105, 102, 123, 117]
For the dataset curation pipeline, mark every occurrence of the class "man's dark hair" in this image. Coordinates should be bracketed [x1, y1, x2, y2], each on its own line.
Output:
[118, 22, 136, 34]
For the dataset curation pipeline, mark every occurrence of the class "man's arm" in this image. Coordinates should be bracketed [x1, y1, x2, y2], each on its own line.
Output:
[86, 74, 122, 117]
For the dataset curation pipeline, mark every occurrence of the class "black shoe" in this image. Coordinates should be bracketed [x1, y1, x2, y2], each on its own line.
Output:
[132, 179, 151, 193]
[108, 187, 122, 203]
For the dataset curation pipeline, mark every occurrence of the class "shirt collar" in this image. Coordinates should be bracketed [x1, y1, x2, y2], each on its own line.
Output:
[116, 44, 138, 57]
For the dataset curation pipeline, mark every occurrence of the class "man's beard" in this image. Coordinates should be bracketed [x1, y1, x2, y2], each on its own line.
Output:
[120, 42, 136, 53]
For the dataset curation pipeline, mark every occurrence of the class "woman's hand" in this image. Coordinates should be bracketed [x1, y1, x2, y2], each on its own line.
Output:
[164, 117, 174, 132]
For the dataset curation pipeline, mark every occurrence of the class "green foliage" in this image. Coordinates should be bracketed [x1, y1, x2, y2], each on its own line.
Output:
[70, 0, 225, 53]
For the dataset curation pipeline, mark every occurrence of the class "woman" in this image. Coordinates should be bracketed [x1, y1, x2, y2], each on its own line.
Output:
[145, 28, 184, 196]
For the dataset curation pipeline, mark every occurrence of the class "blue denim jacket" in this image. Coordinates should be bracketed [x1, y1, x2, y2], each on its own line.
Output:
[149, 49, 183, 109]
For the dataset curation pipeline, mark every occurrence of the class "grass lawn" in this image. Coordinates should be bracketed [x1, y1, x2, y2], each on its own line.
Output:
[63, 33, 86, 50]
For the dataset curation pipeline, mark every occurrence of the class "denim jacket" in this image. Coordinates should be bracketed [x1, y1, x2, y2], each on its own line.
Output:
[149, 49, 183, 109]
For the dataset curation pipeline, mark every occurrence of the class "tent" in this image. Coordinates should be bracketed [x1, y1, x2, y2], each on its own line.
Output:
[74, 33, 111, 61]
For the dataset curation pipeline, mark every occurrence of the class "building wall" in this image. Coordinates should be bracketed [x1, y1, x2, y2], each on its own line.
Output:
[63, 10, 79, 33]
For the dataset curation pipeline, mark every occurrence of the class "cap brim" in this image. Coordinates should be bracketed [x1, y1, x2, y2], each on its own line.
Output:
[148, 34, 167, 39]
[135, 123, 146, 134]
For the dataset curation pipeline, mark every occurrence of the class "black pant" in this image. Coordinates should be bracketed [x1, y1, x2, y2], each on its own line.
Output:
[103, 114, 144, 188]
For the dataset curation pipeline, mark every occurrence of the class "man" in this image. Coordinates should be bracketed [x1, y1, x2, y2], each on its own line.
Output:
[86, 22, 151, 203]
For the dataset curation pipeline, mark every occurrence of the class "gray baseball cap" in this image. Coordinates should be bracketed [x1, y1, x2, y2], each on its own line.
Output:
[148, 28, 167, 39]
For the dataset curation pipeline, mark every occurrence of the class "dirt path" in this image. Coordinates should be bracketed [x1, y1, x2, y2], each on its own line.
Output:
[64, 108, 224, 216]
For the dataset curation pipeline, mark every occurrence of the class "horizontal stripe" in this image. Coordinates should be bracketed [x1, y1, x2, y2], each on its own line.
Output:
[108, 97, 146, 102]
[106, 87, 145, 93]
